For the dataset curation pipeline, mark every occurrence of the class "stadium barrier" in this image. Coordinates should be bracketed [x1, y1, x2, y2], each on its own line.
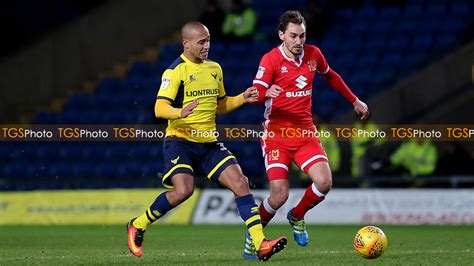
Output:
[192, 189, 474, 225]
[0, 189, 199, 225]
[1, 188, 472, 225]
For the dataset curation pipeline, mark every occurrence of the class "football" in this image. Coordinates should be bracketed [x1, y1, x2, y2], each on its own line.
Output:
[353, 225, 388, 259]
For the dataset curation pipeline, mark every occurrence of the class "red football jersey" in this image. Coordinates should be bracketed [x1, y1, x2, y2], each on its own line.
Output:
[253, 44, 330, 129]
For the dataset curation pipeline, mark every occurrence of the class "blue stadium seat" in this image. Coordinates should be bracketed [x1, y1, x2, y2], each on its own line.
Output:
[118, 161, 142, 178]
[417, 19, 441, 33]
[356, 6, 377, 20]
[95, 162, 118, 178]
[57, 110, 80, 124]
[403, 4, 423, 18]
[66, 94, 90, 110]
[33, 111, 57, 124]
[72, 162, 95, 177]
[381, 53, 402, 67]
[50, 162, 72, 177]
[426, 4, 447, 17]
[371, 21, 393, 35]
[128, 61, 153, 77]
[342, 37, 364, 51]
[96, 77, 121, 93]
[350, 21, 369, 35]
[440, 19, 467, 33]
[334, 8, 354, 20]
[35, 145, 60, 161]
[365, 38, 386, 52]
[412, 35, 433, 50]
[379, 6, 401, 19]
[435, 34, 457, 49]
[388, 37, 411, 52]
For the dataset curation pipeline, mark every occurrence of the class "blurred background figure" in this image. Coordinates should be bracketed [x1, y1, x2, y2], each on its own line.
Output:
[435, 141, 473, 175]
[222, 0, 257, 40]
[390, 138, 438, 177]
[351, 119, 384, 178]
[199, 0, 225, 40]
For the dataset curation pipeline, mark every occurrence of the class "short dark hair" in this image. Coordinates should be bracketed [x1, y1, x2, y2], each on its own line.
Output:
[277, 11, 306, 32]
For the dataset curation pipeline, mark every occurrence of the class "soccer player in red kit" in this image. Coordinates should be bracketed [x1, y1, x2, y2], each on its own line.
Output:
[243, 11, 369, 259]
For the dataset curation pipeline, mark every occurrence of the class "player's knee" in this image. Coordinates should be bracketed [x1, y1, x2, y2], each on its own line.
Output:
[230, 174, 250, 195]
[270, 186, 289, 208]
[236, 174, 250, 190]
[316, 173, 332, 194]
[173, 186, 194, 202]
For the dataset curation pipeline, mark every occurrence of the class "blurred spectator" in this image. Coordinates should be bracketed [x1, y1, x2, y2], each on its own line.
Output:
[221, 0, 256, 40]
[351, 119, 384, 177]
[302, 0, 333, 41]
[435, 142, 473, 175]
[390, 139, 438, 177]
[199, 0, 225, 40]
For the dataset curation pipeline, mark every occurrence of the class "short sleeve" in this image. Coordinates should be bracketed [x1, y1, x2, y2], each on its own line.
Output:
[157, 68, 181, 102]
[252, 53, 276, 90]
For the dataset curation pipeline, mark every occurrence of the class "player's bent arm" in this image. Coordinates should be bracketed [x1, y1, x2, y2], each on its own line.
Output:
[154, 99, 182, 119]
[216, 93, 245, 114]
[322, 68, 357, 103]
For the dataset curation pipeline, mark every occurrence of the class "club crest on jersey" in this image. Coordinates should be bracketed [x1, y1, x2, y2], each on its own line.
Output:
[211, 72, 218, 79]
[256, 66, 265, 79]
[161, 77, 171, 89]
[189, 75, 196, 82]
[270, 149, 280, 161]
[308, 59, 318, 71]
[281, 65, 288, 73]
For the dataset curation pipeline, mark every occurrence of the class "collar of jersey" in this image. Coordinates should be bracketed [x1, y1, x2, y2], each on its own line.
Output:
[181, 54, 205, 65]
[279, 43, 304, 67]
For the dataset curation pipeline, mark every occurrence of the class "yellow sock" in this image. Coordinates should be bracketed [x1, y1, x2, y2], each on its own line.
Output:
[248, 224, 265, 249]
[133, 208, 161, 230]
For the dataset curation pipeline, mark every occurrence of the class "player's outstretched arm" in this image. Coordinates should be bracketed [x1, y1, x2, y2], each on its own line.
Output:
[216, 87, 258, 114]
[353, 98, 369, 120]
[322, 68, 369, 119]
[155, 99, 198, 119]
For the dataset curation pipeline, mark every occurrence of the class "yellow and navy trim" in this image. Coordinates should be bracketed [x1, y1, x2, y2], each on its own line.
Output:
[145, 208, 162, 223]
[161, 163, 193, 188]
[206, 155, 237, 180]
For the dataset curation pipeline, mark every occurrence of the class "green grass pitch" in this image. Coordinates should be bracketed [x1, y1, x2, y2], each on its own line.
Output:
[0, 225, 472, 265]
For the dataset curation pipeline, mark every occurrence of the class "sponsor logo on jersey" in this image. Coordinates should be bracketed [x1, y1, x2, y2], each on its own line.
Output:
[295, 75, 308, 89]
[256, 66, 265, 79]
[211, 72, 218, 79]
[286, 89, 312, 97]
[185, 88, 219, 97]
[281, 65, 288, 73]
[161, 77, 171, 89]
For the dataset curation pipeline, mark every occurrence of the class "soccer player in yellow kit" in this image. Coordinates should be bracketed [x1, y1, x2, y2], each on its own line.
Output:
[126, 21, 287, 261]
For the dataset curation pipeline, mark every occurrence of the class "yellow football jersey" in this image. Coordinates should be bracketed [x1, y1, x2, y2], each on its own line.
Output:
[157, 54, 225, 142]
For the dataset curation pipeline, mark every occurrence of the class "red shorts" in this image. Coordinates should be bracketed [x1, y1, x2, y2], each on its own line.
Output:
[260, 137, 328, 181]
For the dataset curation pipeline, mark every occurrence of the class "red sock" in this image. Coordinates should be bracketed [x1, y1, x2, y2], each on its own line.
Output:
[259, 199, 276, 227]
[292, 184, 325, 220]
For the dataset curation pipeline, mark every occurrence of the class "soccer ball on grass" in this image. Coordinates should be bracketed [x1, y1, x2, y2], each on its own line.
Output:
[353, 225, 388, 259]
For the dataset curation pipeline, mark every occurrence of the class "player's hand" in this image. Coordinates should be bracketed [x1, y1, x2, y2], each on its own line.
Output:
[180, 100, 199, 118]
[353, 98, 369, 120]
[243, 86, 259, 103]
[266, 85, 283, 98]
